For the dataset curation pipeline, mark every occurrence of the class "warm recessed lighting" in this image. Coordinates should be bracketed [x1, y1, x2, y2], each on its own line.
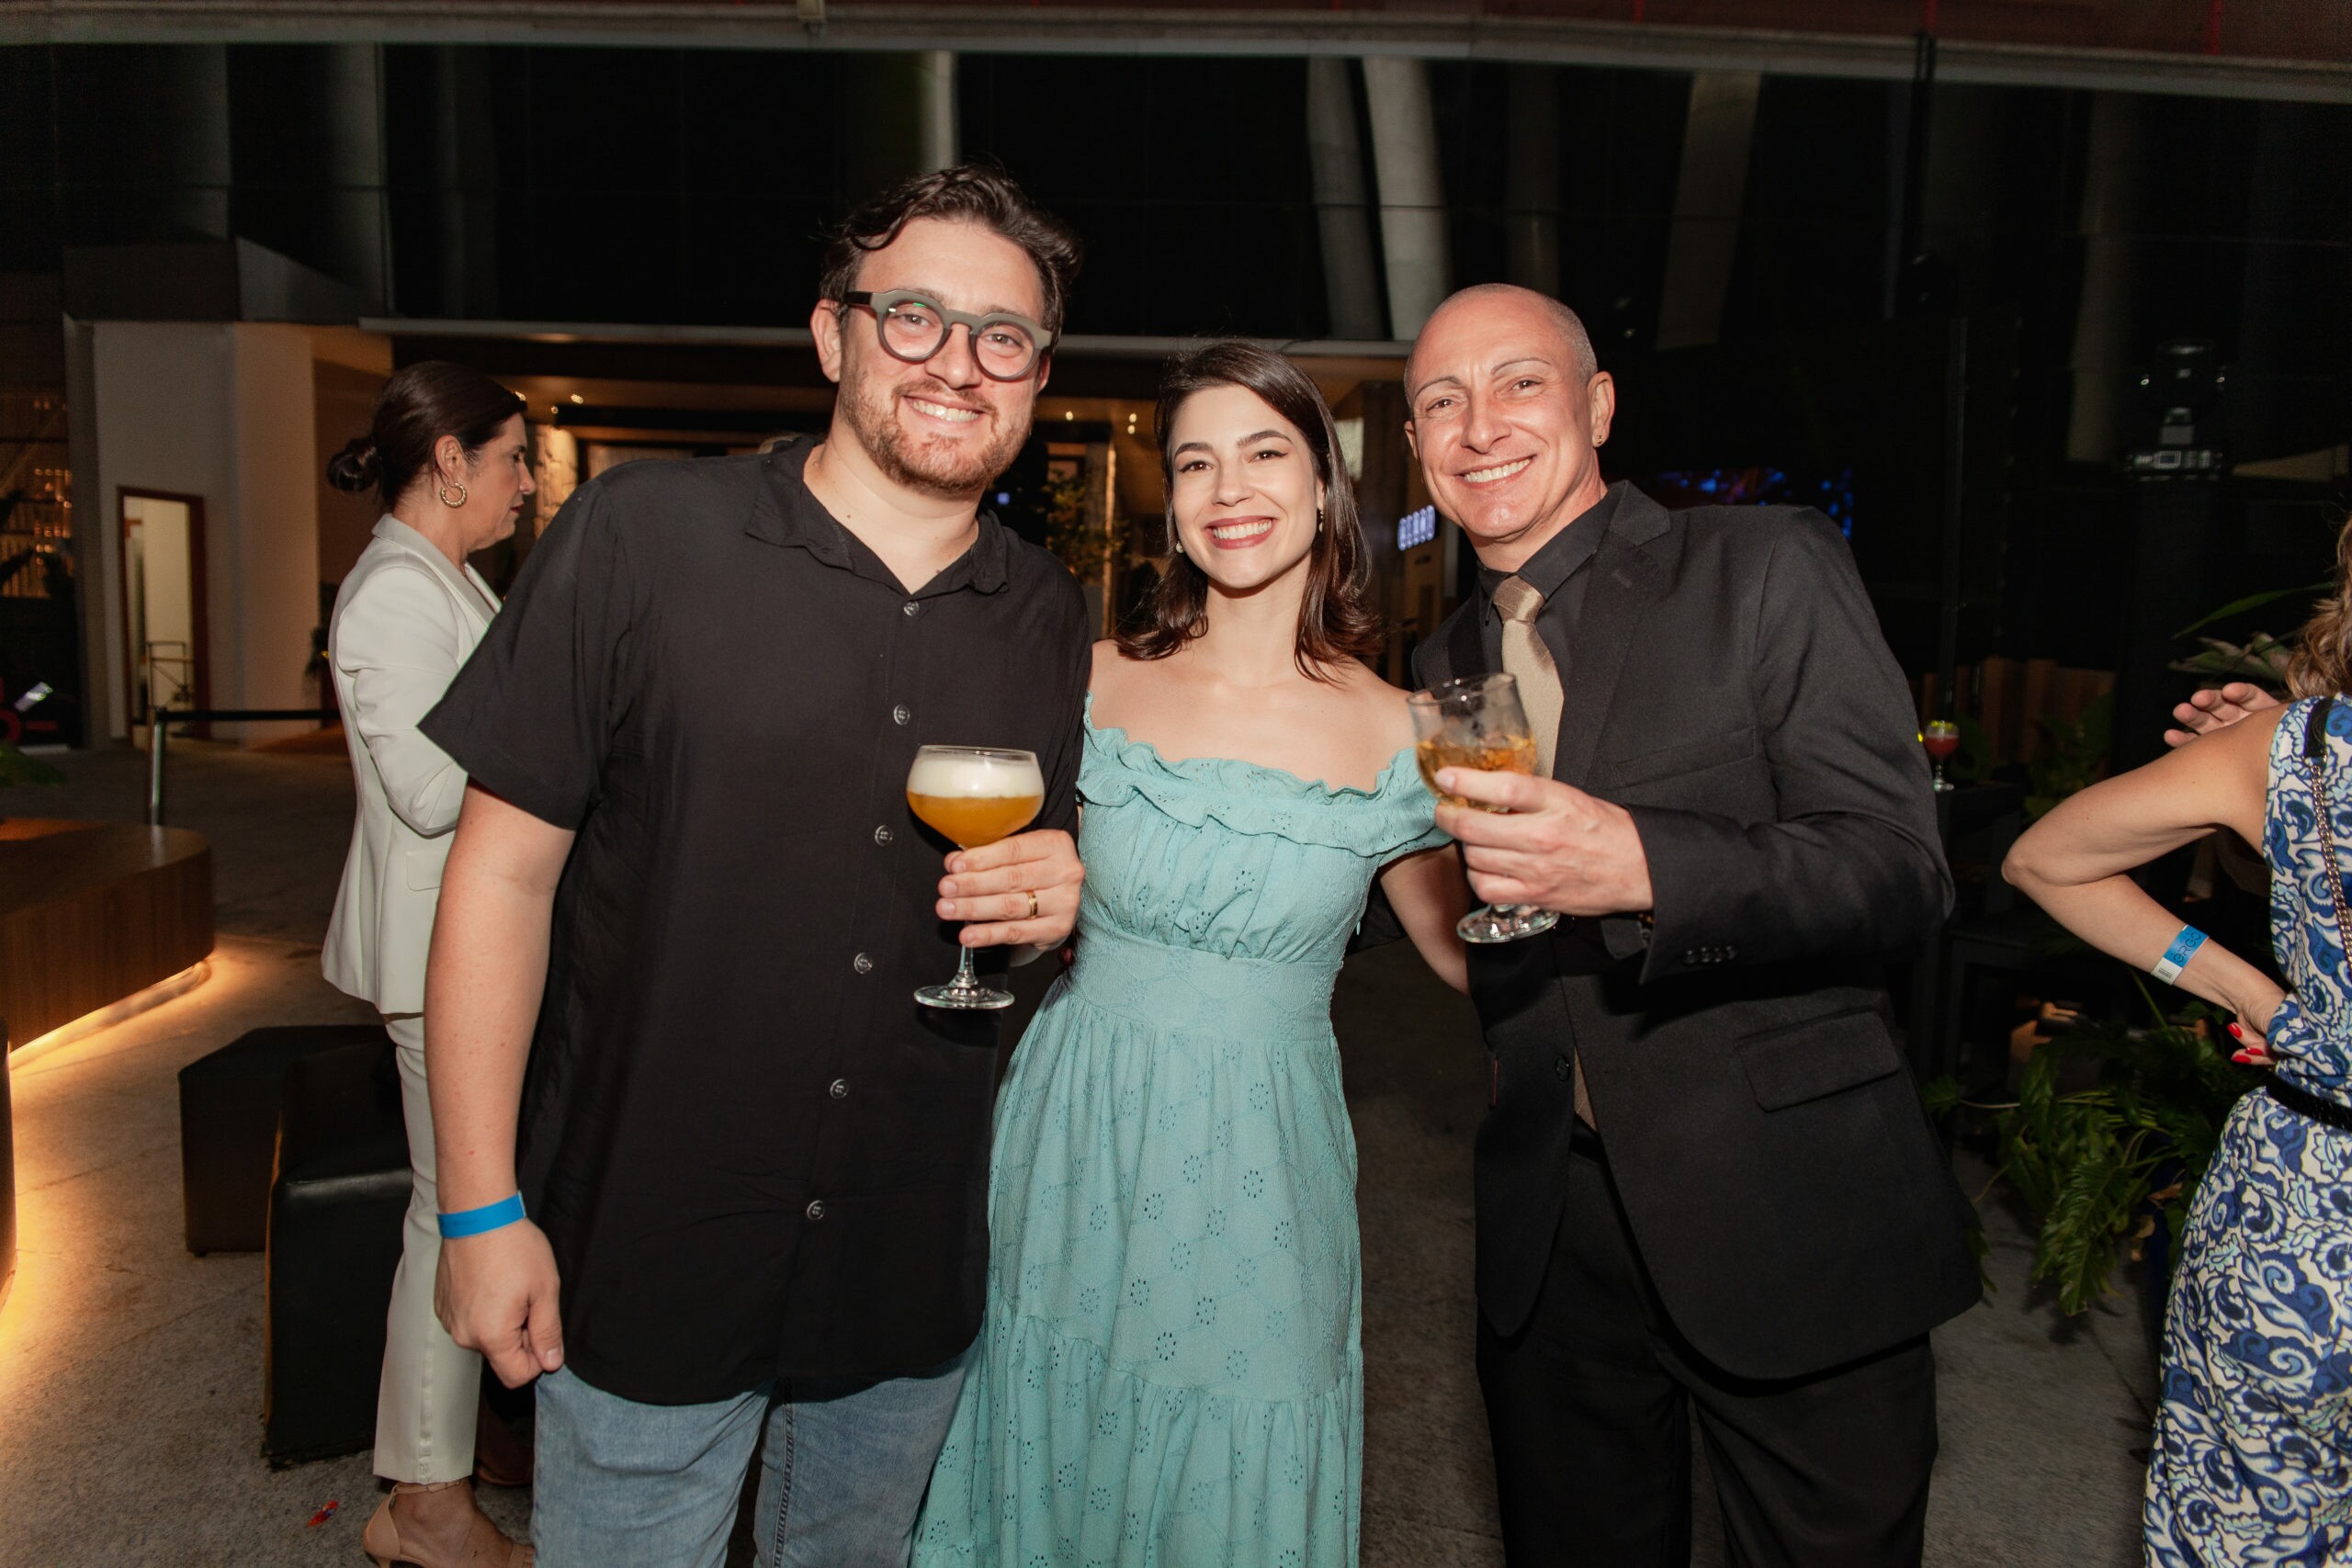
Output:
[1064, 411, 1074, 421]
[8, 960, 212, 1068]
[569, 393, 583, 404]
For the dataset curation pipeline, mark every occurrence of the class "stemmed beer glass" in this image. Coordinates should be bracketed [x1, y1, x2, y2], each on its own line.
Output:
[1408, 672, 1562, 944]
[906, 745, 1046, 1010]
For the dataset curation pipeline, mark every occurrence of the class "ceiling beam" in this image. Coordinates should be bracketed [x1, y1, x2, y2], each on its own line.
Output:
[5, 3, 2346, 104]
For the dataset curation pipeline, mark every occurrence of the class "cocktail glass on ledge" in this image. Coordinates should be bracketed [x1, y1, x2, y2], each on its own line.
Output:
[1923, 720, 1960, 793]
[907, 745, 1046, 1010]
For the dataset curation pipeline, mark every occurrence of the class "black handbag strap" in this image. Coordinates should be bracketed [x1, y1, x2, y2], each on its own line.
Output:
[2301, 694, 2352, 992]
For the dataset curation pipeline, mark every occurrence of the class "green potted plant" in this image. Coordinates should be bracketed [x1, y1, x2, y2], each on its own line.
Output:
[1930, 987, 2262, 1317]
[2023, 692, 2113, 823]
[0, 739, 63, 789]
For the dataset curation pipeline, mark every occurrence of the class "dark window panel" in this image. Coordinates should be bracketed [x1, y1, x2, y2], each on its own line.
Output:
[508, 186, 685, 323]
[1137, 57, 1314, 208]
[681, 193, 836, 326]
[523, 47, 684, 197]
[963, 55, 1136, 204]
[49, 46, 214, 199]
[681, 51, 849, 203]
[0, 49, 62, 270]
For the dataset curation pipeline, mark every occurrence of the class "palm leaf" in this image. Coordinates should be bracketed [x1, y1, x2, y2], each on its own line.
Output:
[2177, 583, 2330, 637]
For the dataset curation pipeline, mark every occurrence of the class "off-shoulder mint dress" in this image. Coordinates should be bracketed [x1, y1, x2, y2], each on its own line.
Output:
[914, 704, 1446, 1568]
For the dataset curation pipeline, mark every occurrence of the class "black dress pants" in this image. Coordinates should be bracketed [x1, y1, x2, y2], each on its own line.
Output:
[1476, 1126, 1938, 1568]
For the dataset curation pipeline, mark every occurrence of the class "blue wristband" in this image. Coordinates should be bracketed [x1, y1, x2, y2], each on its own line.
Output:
[438, 1192, 526, 1239]
[2151, 925, 2208, 987]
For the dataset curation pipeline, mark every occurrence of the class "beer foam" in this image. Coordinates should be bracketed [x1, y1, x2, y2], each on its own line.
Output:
[908, 750, 1040, 799]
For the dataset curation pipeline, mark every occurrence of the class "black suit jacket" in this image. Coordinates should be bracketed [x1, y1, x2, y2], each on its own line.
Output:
[1415, 485, 1980, 1381]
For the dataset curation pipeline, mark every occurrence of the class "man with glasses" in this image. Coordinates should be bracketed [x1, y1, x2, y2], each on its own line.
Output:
[415, 166, 1092, 1566]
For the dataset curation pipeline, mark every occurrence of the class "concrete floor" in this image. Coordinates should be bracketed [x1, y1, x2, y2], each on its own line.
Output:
[0, 741, 2154, 1564]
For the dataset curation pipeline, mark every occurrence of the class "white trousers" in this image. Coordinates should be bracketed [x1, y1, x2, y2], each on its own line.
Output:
[374, 1011, 481, 1483]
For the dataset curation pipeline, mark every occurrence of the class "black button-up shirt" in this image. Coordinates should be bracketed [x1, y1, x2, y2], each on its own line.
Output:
[1472, 481, 1622, 685]
[422, 439, 1090, 1404]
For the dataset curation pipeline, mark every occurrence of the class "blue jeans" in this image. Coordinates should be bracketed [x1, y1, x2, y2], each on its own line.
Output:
[532, 1347, 972, 1568]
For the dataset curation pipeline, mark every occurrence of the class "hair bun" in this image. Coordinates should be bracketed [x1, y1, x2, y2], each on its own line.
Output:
[326, 435, 381, 493]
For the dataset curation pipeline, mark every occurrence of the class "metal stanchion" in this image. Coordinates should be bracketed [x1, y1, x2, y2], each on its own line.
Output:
[142, 708, 338, 829]
[147, 708, 170, 828]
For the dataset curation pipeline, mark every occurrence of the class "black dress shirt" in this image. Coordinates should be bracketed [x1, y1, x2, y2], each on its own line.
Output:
[1472, 481, 1622, 688]
[421, 439, 1091, 1404]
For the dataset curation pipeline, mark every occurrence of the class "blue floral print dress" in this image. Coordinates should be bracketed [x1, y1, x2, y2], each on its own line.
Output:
[914, 701, 1446, 1568]
[2144, 694, 2352, 1564]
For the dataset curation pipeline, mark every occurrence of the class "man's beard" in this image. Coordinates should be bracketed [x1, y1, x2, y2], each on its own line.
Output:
[841, 375, 1028, 501]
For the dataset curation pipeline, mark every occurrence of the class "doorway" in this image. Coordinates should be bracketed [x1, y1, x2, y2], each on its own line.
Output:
[119, 490, 209, 728]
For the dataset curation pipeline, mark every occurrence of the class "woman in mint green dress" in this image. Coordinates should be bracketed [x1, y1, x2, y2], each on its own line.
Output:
[915, 343, 1469, 1567]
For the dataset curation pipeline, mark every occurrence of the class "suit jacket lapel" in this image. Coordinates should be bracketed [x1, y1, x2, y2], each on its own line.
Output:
[373, 515, 497, 631]
[462, 563, 502, 618]
[1552, 489, 1674, 788]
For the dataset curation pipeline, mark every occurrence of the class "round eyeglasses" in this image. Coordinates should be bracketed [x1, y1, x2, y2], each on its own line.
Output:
[837, 290, 1050, 381]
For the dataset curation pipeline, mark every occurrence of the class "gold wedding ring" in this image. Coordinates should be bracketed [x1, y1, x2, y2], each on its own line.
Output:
[1024, 889, 1039, 920]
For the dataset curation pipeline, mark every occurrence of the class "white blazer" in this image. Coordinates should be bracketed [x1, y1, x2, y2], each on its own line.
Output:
[322, 515, 501, 1014]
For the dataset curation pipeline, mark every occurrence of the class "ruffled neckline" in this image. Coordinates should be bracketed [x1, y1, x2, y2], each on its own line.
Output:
[1082, 694, 1418, 801]
[1079, 694, 1443, 856]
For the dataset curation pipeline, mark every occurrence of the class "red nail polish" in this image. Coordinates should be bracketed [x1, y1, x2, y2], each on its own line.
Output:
[2228, 1022, 2245, 1039]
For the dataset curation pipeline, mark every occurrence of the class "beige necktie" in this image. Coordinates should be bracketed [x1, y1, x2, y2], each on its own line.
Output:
[1491, 576, 1562, 779]
[1488, 574, 1593, 1125]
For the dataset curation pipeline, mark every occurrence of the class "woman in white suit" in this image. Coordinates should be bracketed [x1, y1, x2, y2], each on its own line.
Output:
[322, 361, 535, 1568]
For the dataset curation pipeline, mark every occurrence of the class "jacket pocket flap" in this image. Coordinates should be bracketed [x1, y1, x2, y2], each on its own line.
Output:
[402, 844, 448, 892]
[1737, 1008, 1901, 1111]
[1608, 727, 1756, 788]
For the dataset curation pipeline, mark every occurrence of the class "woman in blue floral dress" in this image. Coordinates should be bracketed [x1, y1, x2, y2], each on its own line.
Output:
[914, 342, 1468, 1566]
[2007, 604, 2352, 1562]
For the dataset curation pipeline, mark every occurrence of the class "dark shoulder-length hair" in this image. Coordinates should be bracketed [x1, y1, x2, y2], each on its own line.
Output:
[1116, 340, 1382, 678]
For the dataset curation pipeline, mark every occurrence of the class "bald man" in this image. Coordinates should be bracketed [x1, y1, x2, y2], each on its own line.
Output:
[1403, 285, 1980, 1566]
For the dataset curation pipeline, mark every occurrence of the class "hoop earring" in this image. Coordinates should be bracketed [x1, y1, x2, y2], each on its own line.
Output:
[438, 479, 468, 508]
[1317, 506, 1325, 534]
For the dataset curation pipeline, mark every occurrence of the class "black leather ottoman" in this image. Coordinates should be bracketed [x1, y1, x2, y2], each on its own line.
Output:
[178, 1023, 389, 1254]
[262, 1036, 413, 1464]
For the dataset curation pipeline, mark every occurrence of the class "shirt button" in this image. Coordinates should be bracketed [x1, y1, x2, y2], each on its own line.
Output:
[853, 952, 874, 975]
[893, 705, 911, 726]
[902, 601, 920, 617]
[805, 1200, 827, 1222]
[829, 1078, 849, 1100]
[873, 825, 893, 846]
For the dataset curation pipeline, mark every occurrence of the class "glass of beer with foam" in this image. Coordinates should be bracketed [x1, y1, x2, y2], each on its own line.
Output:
[907, 744, 1046, 1010]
